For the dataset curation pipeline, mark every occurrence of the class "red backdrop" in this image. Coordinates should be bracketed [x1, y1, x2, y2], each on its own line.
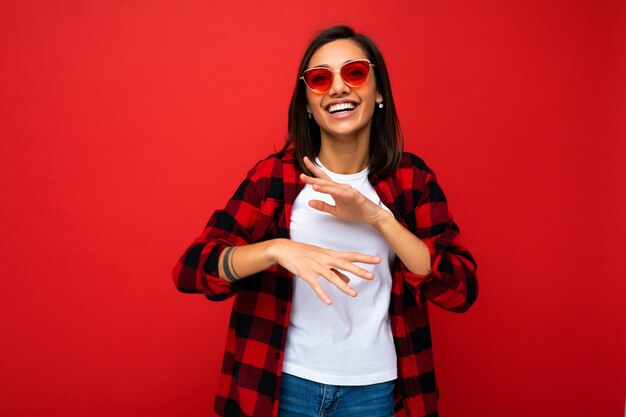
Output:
[1, 1, 624, 416]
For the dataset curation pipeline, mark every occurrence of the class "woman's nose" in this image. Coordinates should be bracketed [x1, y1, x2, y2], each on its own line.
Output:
[328, 72, 350, 96]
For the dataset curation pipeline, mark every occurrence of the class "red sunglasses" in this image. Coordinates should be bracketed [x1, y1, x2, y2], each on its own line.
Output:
[300, 59, 375, 94]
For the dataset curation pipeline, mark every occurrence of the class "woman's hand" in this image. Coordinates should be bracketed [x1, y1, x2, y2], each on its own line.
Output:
[300, 156, 391, 227]
[270, 239, 381, 305]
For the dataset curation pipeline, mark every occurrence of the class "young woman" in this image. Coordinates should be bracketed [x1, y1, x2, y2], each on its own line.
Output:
[173, 25, 478, 417]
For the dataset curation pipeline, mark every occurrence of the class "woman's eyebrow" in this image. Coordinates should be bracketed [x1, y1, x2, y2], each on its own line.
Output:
[309, 59, 365, 69]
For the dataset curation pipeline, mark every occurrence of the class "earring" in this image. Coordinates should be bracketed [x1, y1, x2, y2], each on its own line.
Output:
[307, 111, 312, 119]
[378, 102, 384, 109]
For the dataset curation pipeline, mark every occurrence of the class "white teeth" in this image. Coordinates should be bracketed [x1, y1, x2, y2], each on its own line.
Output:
[328, 102, 357, 113]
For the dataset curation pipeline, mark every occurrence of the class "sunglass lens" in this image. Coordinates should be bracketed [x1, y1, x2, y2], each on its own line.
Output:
[304, 68, 332, 92]
[341, 60, 370, 86]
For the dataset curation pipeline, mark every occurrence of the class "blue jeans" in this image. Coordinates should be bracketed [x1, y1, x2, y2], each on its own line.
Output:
[278, 372, 396, 417]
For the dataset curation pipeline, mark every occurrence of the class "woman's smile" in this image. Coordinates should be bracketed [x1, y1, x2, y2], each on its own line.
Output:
[326, 100, 360, 119]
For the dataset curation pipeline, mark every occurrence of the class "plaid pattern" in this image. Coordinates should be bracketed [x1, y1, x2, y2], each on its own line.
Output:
[173, 147, 478, 417]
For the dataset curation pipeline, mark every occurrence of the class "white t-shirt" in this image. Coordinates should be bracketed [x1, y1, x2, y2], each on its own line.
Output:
[281, 157, 397, 386]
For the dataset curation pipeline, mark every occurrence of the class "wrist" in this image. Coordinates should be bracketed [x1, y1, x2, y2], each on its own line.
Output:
[370, 209, 395, 231]
[266, 238, 285, 267]
[221, 245, 240, 282]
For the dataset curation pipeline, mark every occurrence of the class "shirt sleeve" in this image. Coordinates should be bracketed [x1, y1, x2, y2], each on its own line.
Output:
[401, 165, 479, 313]
[171, 162, 266, 301]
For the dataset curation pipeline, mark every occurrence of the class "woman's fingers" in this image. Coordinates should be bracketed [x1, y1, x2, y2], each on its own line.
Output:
[301, 266, 361, 304]
[333, 261, 375, 281]
[317, 268, 358, 298]
[308, 199, 336, 215]
[335, 251, 382, 265]
[303, 176, 353, 200]
[312, 181, 352, 195]
[304, 276, 333, 305]
[330, 268, 350, 284]
[302, 156, 332, 181]
[329, 251, 380, 280]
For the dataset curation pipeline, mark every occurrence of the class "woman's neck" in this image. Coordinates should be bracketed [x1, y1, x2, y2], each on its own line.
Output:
[318, 132, 370, 175]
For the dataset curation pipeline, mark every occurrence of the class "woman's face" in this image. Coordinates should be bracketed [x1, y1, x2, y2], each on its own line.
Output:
[305, 39, 382, 140]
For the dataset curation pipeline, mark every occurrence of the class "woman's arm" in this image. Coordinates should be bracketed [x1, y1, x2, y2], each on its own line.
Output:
[217, 238, 381, 305]
[369, 210, 432, 276]
[216, 239, 277, 281]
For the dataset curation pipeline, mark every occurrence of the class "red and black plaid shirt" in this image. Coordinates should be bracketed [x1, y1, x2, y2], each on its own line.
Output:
[173, 147, 478, 417]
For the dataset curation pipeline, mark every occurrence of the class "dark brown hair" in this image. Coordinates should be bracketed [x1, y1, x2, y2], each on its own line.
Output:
[280, 25, 403, 177]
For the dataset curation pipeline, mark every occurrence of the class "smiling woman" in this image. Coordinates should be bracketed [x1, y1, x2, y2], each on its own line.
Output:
[172, 25, 478, 417]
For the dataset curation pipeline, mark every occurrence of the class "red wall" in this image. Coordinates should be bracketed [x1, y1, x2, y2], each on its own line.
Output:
[1, 1, 624, 416]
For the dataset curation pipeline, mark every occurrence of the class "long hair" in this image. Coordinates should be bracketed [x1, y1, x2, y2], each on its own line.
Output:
[280, 25, 403, 177]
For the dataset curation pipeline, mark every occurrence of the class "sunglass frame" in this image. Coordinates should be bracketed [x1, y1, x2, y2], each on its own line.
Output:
[300, 59, 375, 93]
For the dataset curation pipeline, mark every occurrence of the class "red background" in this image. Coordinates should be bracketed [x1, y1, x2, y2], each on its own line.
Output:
[1, 1, 624, 416]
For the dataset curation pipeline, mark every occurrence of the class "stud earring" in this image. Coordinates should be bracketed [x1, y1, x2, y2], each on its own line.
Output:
[378, 102, 384, 109]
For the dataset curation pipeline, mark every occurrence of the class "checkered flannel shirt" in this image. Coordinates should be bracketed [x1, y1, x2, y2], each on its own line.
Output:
[173, 147, 478, 417]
